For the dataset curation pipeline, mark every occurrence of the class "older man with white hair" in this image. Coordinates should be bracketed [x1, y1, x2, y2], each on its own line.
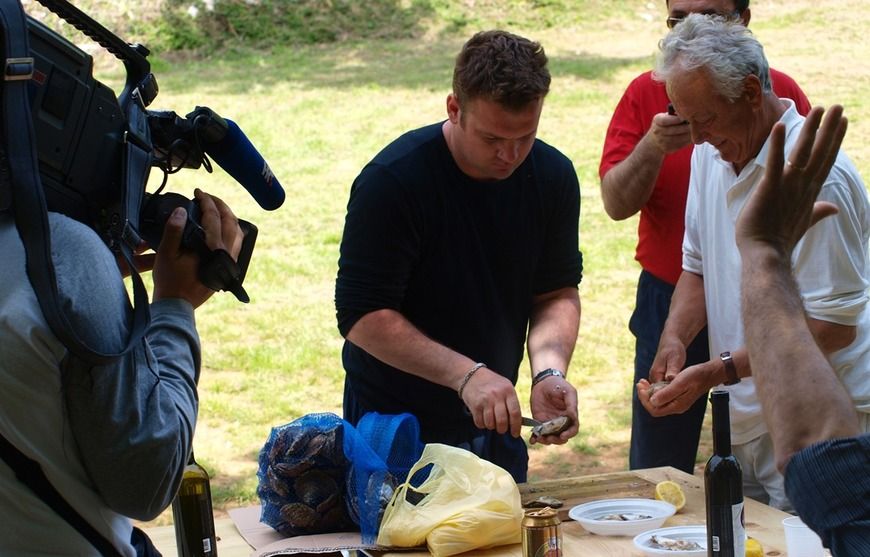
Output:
[637, 14, 870, 511]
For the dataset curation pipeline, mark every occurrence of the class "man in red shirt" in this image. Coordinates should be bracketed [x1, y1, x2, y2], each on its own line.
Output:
[598, 0, 811, 473]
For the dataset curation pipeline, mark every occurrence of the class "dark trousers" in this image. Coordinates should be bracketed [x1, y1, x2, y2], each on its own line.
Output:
[629, 270, 710, 473]
[343, 380, 529, 483]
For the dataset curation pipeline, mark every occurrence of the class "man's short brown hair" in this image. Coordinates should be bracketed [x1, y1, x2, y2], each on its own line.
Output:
[452, 30, 550, 112]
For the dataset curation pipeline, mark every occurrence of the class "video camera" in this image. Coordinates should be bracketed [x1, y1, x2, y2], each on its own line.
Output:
[20, 0, 285, 303]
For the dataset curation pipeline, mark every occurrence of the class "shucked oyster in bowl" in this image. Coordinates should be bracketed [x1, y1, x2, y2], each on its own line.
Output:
[568, 498, 676, 536]
[633, 525, 707, 556]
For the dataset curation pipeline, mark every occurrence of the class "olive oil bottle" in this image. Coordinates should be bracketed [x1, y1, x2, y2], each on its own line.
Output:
[172, 452, 218, 556]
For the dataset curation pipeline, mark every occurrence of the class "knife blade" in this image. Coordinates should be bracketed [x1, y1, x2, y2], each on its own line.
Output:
[522, 416, 543, 427]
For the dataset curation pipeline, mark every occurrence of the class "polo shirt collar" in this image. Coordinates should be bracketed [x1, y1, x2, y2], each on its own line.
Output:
[753, 98, 802, 172]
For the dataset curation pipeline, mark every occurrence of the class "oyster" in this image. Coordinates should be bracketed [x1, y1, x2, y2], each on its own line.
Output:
[295, 469, 339, 508]
[320, 502, 353, 531]
[266, 466, 291, 498]
[303, 432, 335, 460]
[597, 512, 653, 521]
[531, 416, 572, 439]
[280, 502, 319, 530]
[649, 535, 703, 551]
[647, 381, 671, 397]
[524, 495, 564, 509]
[284, 428, 314, 456]
[273, 460, 313, 479]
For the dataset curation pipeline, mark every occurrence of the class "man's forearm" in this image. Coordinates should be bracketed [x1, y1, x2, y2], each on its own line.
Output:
[65, 299, 200, 520]
[741, 249, 860, 471]
[600, 133, 665, 220]
[527, 287, 581, 375]
[346, 308, 475, 391]
[661, 271, 708, 347]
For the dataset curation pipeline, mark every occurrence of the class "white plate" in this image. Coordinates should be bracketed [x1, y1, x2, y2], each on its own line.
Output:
[633, 525, 707, 556]
[567, 498, 676, 536]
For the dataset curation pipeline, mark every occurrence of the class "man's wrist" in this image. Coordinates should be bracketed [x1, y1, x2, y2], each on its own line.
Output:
[720, 351, 740, 386]
[640, 127, 669, 158]
[737, 243, 791, 269]
[457, 362, 486, 400]
[532, 368, 564, 387]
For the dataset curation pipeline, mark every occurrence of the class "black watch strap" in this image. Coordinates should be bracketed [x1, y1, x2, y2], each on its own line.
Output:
[720, 351, 741, 385]
[532, 368, 564, 387]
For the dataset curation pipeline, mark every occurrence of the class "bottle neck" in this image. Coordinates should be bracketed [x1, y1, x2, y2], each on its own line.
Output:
[711, 390, 732, 456]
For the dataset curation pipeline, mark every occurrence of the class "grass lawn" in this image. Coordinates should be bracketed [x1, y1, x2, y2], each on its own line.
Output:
[87, 0, 870, 525]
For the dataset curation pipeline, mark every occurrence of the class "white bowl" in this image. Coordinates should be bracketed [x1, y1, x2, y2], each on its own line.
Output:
[633, 525, 707, 556]
[568, 498, 676, 536]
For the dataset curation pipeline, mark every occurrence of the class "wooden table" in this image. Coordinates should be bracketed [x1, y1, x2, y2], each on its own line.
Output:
[144, 466, 793, 556]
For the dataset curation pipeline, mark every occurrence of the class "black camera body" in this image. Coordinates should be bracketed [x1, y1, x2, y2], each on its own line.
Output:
[21, 1, 265, 302]
[27, 17, 126, 233]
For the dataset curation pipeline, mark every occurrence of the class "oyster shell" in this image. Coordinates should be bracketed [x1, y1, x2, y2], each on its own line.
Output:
[273, 460, 313, 479]
[649, 535, 703, 551]
[295, 469, 339, 508]
[531, 415, 572, 439]
[647, 380, 671, 397]
[280, 502, 319, 530]
[302, 433, 331, 460]
[597, 512, 652, 521]
[524, 495, 564, 509]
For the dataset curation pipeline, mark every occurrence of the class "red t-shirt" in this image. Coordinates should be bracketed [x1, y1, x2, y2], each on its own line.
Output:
[599, 69, 811, 285]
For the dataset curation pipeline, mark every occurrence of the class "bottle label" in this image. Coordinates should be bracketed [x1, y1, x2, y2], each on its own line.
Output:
[733, 501, 746, 556]
[707, 501, 746, 555]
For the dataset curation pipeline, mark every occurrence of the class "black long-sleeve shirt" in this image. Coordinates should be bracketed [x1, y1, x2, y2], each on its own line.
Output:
[335, 122, 582, 437]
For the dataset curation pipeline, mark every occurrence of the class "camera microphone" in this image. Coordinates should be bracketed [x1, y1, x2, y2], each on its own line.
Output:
[202, 118, 285, 211]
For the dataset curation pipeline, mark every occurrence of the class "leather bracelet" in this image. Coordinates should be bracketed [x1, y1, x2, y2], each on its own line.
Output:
[457, 362, 486, 400]
[532, 368, 564, 387]
[720, 351, 740, 386]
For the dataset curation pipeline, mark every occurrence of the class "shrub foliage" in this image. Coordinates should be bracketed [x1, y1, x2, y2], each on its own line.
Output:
[26, 0, 634, 53]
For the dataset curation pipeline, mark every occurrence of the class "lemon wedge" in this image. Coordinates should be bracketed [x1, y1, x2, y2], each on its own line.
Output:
[654, 480, 686, 511]
[745, 537, 763, 557]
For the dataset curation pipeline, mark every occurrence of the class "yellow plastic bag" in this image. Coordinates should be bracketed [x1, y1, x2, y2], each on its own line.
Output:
[377, 443, 522, 556]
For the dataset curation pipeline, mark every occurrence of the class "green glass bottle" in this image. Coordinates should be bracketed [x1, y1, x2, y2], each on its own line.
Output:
[172, 452, 218, 556]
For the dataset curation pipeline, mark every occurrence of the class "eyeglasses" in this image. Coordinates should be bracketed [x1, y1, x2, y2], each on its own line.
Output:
[666, 10, 741, 29]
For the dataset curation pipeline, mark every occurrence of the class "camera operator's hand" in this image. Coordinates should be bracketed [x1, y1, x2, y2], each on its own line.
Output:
[152, 189, 243, 308]
[116, 241, 156, 278]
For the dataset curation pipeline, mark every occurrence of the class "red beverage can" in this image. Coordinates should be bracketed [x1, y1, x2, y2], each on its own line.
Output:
[522, 507, 562, 557]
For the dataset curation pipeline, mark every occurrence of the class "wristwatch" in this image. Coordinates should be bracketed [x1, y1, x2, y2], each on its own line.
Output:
[532, 368, 564, 387]
[720, 351, 740, 386]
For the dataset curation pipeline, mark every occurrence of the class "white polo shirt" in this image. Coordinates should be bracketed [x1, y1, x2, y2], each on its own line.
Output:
[683, 99, 870, 444]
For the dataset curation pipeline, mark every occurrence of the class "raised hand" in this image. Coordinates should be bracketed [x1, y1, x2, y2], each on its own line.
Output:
[735, 105, 847, 258]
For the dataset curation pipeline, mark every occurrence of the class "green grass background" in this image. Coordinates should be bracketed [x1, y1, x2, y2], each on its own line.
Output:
[46, 0, 869, 524]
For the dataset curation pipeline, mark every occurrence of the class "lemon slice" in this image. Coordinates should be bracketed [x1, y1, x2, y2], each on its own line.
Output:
[745, 537, 763, 557]
[654, 480, 686, 511]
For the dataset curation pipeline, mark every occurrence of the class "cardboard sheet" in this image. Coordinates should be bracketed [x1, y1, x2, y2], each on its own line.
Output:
[227, 505, 415, 556]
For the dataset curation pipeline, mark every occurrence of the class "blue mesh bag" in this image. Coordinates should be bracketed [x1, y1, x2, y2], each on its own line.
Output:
[345, 412, 423, 543]
[257, 412, 422, 544]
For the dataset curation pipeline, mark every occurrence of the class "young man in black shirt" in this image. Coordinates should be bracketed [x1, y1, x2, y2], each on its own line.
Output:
[335, 30, 583, 482]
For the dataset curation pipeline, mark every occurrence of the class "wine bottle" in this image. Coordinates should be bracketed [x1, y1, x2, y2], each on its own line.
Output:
[172, 452, 218, 557]
[704, 390, 745, 557]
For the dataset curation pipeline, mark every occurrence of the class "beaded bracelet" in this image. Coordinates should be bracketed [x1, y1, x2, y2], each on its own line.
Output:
[457, 362, 486, 400]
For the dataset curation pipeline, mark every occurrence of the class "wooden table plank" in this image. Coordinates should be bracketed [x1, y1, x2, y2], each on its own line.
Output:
[519, 470, 657, 522]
